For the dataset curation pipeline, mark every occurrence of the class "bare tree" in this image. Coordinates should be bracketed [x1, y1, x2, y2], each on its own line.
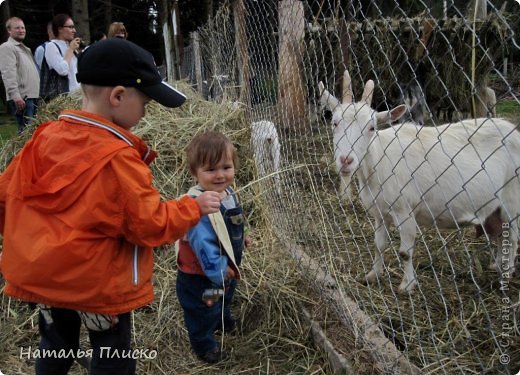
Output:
[278, 0, 306, 130]
[233, 0, 250, 105]
[104, 0, 112, 31]
[71, 0, 91, 42]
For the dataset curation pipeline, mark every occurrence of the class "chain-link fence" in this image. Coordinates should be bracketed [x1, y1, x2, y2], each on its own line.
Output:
[179, 1, 519, 373]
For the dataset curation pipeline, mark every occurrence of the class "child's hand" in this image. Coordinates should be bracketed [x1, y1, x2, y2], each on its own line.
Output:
[195, 191, 221, 215]
[225, 266, 236, 280]
[245, 235, 252, 248]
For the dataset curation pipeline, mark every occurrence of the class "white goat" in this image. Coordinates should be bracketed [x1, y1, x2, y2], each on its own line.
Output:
[250, 120, 282, 194]
[319, 70, 519, 293]
[475, 86, 497, 118]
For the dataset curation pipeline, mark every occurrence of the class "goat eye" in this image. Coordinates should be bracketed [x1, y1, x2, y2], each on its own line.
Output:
[369, 126, 375, 132]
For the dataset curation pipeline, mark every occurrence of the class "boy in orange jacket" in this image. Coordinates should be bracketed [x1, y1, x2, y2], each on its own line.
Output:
[0, 38, 221, 375]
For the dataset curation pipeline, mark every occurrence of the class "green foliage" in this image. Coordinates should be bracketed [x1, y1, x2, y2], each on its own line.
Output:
[497, 99, 520, 123]
[0, 122, 17, 143]
[0, 101, 17, 145]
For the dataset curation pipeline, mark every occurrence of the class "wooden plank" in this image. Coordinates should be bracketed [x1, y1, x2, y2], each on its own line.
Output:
[282, 240, 421, 375]
[302, 307, 352, 374]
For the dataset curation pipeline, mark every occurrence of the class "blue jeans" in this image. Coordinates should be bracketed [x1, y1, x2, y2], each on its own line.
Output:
[8, 98, 38, 133]
[177, 271, 232, 356]
[35, 308, 135, 375]
[222, 278, 237, 326]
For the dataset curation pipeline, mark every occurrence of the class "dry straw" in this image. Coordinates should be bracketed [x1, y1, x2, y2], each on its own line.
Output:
[0, 83, 375, 374]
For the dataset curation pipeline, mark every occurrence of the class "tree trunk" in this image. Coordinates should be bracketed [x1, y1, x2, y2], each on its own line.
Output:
[204, 0, 214, 20]
[104, 0, 112, 32]
[1, 1, 12, 40]
[160, 0, 182, 81]
[1, 1, 12, 110]
[172, 1, 183, 80]
[278, 0, 306, 131]
[71, 0, 91, 43]
[467, 0, 489, 118]
[233, 0, 250, 105]
[192, 31, 203, 95]
[339, 1, 353, 97]
[161, 0, 174, 82]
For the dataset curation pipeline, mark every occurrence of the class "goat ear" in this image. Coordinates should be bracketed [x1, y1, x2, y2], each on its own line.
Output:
[361, 80, 375, 106]
[318, 82, 340, 110]
[342, 70, 353, 104]
[375, 104, 408, 125]
[375, 110, 392, 126]
[389, 104, 408, 122]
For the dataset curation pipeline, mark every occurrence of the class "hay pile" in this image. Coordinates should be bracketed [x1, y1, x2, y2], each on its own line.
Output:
[306, 12, 514, 116]
[0, 83, 376, 374]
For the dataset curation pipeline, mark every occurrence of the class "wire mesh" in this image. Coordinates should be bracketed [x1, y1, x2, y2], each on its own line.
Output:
[179, 1, 520, 373]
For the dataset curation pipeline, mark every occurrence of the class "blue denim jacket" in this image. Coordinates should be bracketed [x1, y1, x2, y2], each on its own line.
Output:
[186, 186, 245, 285]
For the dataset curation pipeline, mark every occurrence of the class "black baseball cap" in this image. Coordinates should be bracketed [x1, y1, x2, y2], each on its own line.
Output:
[76, 38, 186, 108]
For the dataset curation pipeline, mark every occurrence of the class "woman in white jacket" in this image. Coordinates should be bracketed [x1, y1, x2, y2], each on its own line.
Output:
[43, 13, 81, 94]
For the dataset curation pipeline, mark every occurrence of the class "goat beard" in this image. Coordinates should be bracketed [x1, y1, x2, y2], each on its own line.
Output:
[338, 174, 353, 200]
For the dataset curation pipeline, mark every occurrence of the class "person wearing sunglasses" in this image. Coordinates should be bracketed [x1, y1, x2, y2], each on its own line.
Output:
[40, 13, 81, 99]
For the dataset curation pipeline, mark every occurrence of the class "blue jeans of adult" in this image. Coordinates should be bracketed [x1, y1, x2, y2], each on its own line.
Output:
[176, 271, 225, 357]
[8, 98, 38, 134]
[35, 307, 135, 375]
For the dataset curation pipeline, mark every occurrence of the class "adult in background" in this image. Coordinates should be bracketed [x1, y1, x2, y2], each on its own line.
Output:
[0, 17, 40, 133]
[34, 21, 55, 73]
[41, 14, 81, 98]
[107, 22, 128, 39]
[82, 31, 106, 51]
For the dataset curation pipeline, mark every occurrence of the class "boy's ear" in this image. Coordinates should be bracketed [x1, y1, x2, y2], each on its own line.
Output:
[109, 86, 126, 106]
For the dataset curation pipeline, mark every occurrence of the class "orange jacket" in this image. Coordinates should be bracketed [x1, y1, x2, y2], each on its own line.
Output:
[0, 110, 201, 314]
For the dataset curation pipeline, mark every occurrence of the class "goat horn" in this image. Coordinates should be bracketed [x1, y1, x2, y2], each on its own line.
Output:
[362, 80, 375, 106]
[342, 70, 353, 104]
[318, 81, 325, 96]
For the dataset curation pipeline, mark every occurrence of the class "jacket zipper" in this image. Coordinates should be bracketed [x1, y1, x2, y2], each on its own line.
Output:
[132, 245, 139, 285]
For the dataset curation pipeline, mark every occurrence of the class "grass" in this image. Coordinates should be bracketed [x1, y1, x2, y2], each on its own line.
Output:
[496, 98, 520, 123]
[0, 121, 17, 142]
[0, 103, 18, 144]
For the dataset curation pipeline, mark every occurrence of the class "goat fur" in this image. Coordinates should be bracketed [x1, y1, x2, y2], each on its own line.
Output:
[319, 70, 519, 293]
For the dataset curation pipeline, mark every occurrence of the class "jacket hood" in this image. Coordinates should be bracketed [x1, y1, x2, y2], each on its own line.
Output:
[9, 110, 156, 213]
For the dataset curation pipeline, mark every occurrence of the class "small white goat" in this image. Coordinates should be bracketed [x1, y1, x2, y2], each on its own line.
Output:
[319, 70, 519, 293]
[476, 86, 497, 118]
[250, 120, 282, 194]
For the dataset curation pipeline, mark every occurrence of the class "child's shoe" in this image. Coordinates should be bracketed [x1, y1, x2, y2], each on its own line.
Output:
[215, 317, 238, 334]
[197, 347, 229, 364]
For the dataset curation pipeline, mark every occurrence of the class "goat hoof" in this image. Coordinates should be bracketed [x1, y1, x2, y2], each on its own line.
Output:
[490, 263, 516, 277]
[499, 266, 515, 279]
[488, 262, 499, 272]
[398, 280, 417, 294]
[365, 271, 379, 285]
